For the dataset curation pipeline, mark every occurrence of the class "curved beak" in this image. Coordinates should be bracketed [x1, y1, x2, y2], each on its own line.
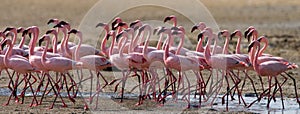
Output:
[230, 31, 237, 40]
[3, 27, 14, 33]
[191, 25, 198, 33]
[68, 29, 78, 34]
[197, 32, 204, 41]
[38, 37, 45, 46]
[163, 16, 172, 23]
[1, 40, 8, 50]
[96, 23, 106, 28]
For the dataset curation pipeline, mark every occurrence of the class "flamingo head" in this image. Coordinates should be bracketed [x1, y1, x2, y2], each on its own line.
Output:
[116, 30, 129, 42]
[218, 30, 229, 39]
[114, 22, 128, 31]
[247, 40, 260, 53]
[153, 26, 164, 35]
[197, 32, 204, 41]
[47, 18, 60, 25]
[107, 31, 115, 40]
[244, 26, 255, 38]
[130, 20, 142, 31]
[138, 24, 152, 36]
[58, 21, 71, 30]
[156, 27, 170, 35]
[257, 36, 268, 43]
[171, 26, 185, 34]
[191, 22, 206, 33]
[111, 17, 123, 30]
[17, 27, 25, 33]
[45, 29, 57, 35]
[163, 15, 176, 23]
[3, 27, 16, 34]
[230, 30, 242, 40]
[246, 29, 258, 42]
[38, 35, 51, 46]
[96, 23, 109, 32]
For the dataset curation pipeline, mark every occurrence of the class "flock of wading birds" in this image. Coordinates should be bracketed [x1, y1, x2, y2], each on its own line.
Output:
[0, 15, 298, 111]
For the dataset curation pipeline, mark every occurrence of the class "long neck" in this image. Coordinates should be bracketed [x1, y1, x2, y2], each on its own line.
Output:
[196, 36, 205, 52]
[52, 33, 58, 53]
[132, 31, 141, 51]
[101, 31, 108, 56]
[222, 36, 229, 54]
[4, 42, 12, 67]
[252, 44, 260, 73]
[12, 31, 17, 45]
[163, 33, 171, 62]
[212, 34, 218, 55]
[42, 39, 50, 63]
[204, 34, 212, 63]
[128, 32, 135, 53]
[64, 30, 72, 57]
[119, 36, 128, 58]
[18, 35, 26, 48]
[236, 35, 242, 54]
[29, 29, 39, 56]
[175, 34, 184, 55]
[142, 30, 151, 60]
[258, 40, 267, 57]
[108, 33, 116, 57]
[60, 28, 66, 54]
[74, 35, 82, 61]
[156, 34, 163, 50]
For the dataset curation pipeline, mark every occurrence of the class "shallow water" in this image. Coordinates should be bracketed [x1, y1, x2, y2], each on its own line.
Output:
[0, 87, 299, 113]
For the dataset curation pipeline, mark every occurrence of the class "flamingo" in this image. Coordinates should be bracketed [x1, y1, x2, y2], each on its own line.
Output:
[247, 40, 299, 109]
[1, 38, 37, 107]
[68, 29, 112, 109]
[159, 27, 204, 108]
[108, 30, 131, 103]
[200, 28, 248, 110]
[39, 30, 82, 108]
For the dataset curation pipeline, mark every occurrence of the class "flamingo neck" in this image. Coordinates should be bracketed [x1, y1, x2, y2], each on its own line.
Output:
[252, 43, 260, 73]
[12, 31, 17, 45]
[222, 36, 229, 54]
[42, 38, 50, 63]
[236, 35, 242, 54]
[29, 28, 39, 56]
[101, 31, 108, 56]
[64, 30, 72, 58]
[132, 30, 141, 51]
[119, 36, 128, 58]
[258, 40, 268, 57]
[156, 34, 163, 50]
[204, 35, 212, 63]
[4, 42, 12, 67]
[18, 35, 26, 48]
[163, 33, 171, 62]
[142, 29, 151, 60]
[212, 35, 218, 55]
[52, 33, 58, 53]
[175, 34, 184, 55]
[74, 35, 82, 61]
[196, 36, 205, 52]
[108, 33, 116, 57]
[127, 32, 135, 53]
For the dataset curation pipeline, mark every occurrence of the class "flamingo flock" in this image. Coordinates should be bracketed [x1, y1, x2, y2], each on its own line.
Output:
[0, 15, 298, 111]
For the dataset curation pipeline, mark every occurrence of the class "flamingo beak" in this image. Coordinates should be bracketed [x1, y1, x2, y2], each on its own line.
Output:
[46, 30, 53, 34]
[3, 27, 14, 33]
[246, 31, 253, 42]
[38, 37, 45, 46]
[217, 31, 224, 39]
[105, 33, 110, 40]
[22, 29, 28, 37]
[96, 23, 106, 28]
[129, 21, 138, 28]
[111, 19, 120, 30]
[47, 19, 56, 25]
[191, 25, 198, 33]
[230, 31, 237, 40]
[247, 41, 256, 52]
[197, 32, 204, 41]
[244, 28, 251, 38]
[68, 29, 78, 34]
[17, 27, 24, 33]
[163, 16, 172, 23]
[116, 32, 123, 42]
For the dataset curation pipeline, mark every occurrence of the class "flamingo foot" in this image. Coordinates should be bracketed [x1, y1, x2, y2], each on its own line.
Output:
[62, 104, 67, 107]
[84, 104, 89, 110]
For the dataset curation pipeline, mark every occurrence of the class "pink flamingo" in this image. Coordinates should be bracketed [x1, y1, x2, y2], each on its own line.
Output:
[160, 27, 204, 108]
[39, 30, 82, 108]
[68, 29, 112, 109]
[1, 38, 38, 107]
[247, 40, 299, 109]
[201, 28, 248, 110]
